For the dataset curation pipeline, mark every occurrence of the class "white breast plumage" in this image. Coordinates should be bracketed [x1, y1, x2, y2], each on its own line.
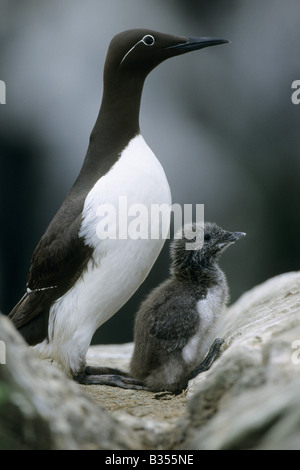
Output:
[33, 134, 171, 375]
[182, 285, 226, 366]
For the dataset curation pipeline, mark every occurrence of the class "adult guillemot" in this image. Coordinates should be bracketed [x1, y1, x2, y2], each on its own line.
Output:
[9, 29, 229, 383]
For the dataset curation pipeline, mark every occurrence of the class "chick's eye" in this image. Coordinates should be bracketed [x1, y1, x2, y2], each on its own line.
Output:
[204, 233, 211, 242]
[142, 35, 155, 46]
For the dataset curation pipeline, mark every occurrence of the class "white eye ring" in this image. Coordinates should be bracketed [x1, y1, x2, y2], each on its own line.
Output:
[120, 35, 155, 65]
[142, 35, 155, 46]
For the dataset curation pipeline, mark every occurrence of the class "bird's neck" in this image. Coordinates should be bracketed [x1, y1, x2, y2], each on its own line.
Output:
[91, 75, 145, 147]
[174, 258, 222, 286]
[76, 75, 145, 185]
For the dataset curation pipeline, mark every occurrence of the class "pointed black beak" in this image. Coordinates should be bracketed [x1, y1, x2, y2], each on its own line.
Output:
[166, 36, 230, 55]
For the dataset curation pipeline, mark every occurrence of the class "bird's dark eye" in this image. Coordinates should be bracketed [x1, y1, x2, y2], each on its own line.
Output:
[142, 35, 155, 46]
[204, 233, 211, 242]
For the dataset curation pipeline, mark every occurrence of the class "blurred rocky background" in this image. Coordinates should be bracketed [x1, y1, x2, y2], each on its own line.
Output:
[1, 0, 300, 344]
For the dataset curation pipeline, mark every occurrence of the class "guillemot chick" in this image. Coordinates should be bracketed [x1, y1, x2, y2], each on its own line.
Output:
[81, 222, 245, 392]
[129, 222, 246, 394]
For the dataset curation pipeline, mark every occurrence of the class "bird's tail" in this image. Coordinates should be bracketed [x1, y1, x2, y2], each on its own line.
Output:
[8, 292, 30, 329]
[8, 289, 51, 345]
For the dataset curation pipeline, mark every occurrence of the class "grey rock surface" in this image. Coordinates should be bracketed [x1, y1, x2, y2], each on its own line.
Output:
[1, 271, 300, 449]
[184, 271, 300, 449]
[0, 315, 142, 450]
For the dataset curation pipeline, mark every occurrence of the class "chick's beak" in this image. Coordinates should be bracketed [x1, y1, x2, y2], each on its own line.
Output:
[226, 231, 247, 243]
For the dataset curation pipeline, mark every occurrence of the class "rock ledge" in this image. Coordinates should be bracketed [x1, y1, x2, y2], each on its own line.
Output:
[1, 271, 300, 449]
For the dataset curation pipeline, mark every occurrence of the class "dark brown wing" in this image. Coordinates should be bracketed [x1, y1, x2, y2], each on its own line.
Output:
[9, 194, 93, 344]
[27, 214, 92, 292]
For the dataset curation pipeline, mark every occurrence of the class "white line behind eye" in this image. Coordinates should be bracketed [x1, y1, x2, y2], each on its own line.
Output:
[120, 35, 155, 65]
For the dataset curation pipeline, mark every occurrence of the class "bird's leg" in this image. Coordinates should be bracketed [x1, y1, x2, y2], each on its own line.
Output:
[85, 365, 130, 377]
[189, 337, 225, 380]
[73, 367, 151, 391]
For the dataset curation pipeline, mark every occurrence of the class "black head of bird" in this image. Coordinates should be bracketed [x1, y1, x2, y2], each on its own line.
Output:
[104, 29, 229, 78]
[105, 29, 229, 75]
[99, 29, 229, 125]
[171, 222, 246, 277]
